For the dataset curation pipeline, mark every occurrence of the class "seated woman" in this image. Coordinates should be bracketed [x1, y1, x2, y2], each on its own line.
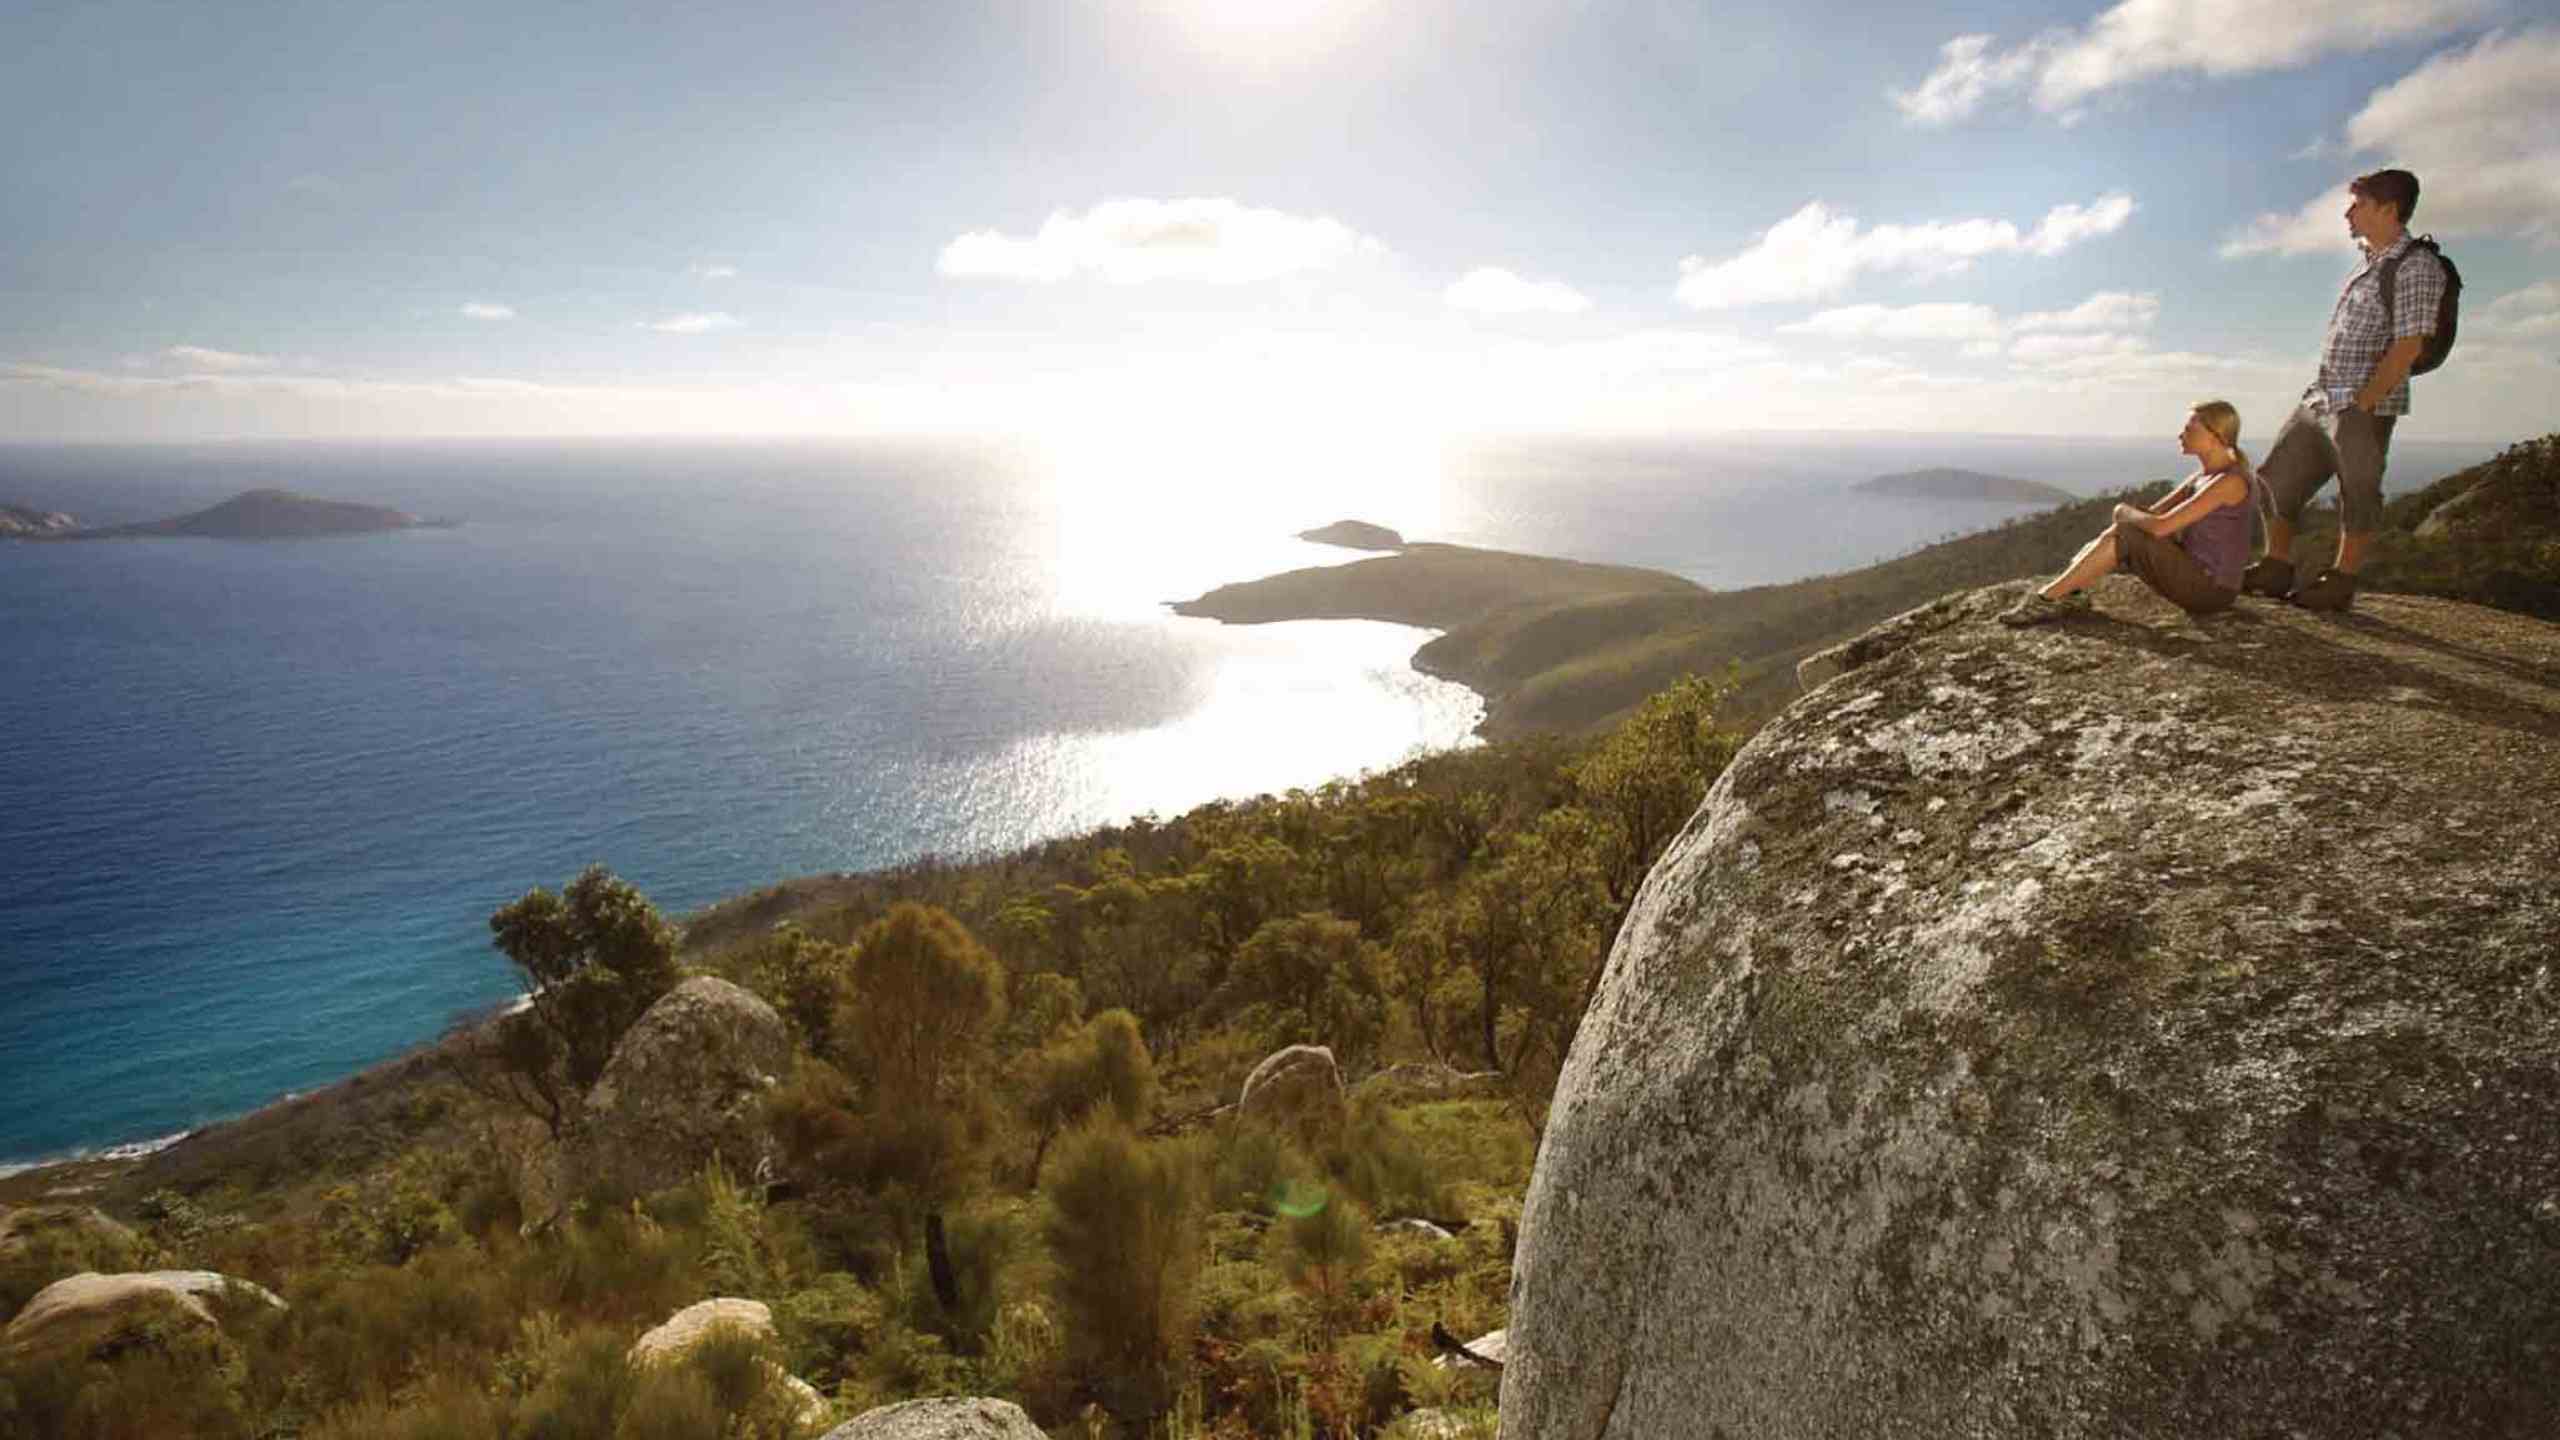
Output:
[2002, 400, 2263, 627]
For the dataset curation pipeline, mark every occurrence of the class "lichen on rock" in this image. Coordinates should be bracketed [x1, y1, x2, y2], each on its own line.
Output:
[568, 975, 794, 1205]
[1504, 578, 2560, 1438]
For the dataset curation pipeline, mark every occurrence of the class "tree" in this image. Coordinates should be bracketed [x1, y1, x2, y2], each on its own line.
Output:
[454, 865, 680, 1139]
[1044, 1120, 1206, 1422]
[1017, 1008, 1157, 1187]
[844, 902, 1005, 1313]
[1218, 912, 1389, 1073]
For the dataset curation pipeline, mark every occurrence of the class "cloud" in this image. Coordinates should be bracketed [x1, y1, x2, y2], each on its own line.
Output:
[2013, 290, 2161, 332]
[642, 312, 741, 334]
[691, 263, 739, 280]
[2478, 279, 2560, 337]
[1890, 35, 2045, 126]
[459, 302, 515, 321]
[1444, 267, 1591, 315]
[2007, 331, 2150, 362]
[1675, 193, 2134, 309]
[1776, 303, 2002, 341]
[937, 197, 1383, 284]
[2222, 30, 2560, 254]
[162, 345, 275, 372]
[1894, 0, 2497, 124]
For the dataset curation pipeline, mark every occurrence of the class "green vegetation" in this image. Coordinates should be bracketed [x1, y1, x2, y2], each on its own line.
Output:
[6, 438, 2545, 1437]
[1, 666, 1737, 1440]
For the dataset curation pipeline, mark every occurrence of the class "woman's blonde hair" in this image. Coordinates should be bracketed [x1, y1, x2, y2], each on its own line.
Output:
[2192, 399, 2250, 471]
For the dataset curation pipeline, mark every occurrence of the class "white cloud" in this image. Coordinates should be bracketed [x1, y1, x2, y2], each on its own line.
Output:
[938, 197, 1383, 284]
[1675, 193, 2134, 309]
[1890, 35, 2045, 126]
[162, 345, 274, 372]
[2008, 331, 2149, 362]
[2014, 290, 2161, 332]
[642, 312, 741, 334]
[691, 263, 739, 280]
[1444, 266, 1591, 315]
[2478, 279, 2560, 337]
[2223, 30, 2560, 255]
[459, 302, 515, 321]
[1895, 0, 2497, 124]
[1777, 303, 2002, 341]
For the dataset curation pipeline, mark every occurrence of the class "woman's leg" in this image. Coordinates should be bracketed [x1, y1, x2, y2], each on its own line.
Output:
[2039, 525, 2124, 600]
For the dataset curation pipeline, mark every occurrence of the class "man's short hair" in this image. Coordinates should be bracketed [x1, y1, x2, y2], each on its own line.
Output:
[2350, 169, 2421, 223]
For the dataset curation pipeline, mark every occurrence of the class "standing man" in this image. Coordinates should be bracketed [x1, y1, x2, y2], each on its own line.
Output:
[2244, 169, 2447, 612]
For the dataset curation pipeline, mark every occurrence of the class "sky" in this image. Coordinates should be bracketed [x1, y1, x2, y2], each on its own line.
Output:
[2, 0, 2554, 445]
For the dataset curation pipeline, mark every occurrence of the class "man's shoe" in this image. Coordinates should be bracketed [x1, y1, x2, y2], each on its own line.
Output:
[2289, 568, 2360, 612]
[2240, 557, 2297, 598]
[1998, 590, 2090, 628]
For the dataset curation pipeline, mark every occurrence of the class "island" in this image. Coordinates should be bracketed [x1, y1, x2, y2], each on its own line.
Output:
[1296, 519, 1405, 551]
[1855, 467, 2077, 504]
[7, 488, 457, 541]
[1172, 491, 2184, 737]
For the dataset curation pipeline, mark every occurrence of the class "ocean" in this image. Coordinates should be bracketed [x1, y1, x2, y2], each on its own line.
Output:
[0, 430, 2498, 1168]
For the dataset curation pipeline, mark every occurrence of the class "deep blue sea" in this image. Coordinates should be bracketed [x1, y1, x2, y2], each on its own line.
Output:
[0, 431, 2497, 1168]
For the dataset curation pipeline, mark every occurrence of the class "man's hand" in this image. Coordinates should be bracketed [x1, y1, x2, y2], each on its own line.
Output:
[2354, 334, 2428, 413]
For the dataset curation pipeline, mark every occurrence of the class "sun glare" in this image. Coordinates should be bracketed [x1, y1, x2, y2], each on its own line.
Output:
[1170, 0, 1373, 59]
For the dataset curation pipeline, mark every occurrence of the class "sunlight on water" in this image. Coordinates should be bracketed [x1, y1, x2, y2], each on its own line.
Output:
[912, 618, 1483, 855]
[1034, 420, 1450, 620]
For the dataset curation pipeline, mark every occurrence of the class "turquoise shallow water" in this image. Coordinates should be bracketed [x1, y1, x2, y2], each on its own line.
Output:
[0, 432, 2496, 1167]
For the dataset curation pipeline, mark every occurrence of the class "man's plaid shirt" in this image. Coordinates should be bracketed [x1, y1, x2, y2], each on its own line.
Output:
[2307, 233, 2446, 418]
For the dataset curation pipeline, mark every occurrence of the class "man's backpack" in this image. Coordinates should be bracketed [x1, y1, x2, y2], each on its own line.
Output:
[2379, 235, 2462, 375]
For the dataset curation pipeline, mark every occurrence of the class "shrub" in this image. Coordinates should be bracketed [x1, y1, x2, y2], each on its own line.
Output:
[513, 1324, 631, 1440]
[1043, 1119, 1207, 1422]
[771, 1273, 885, 1391]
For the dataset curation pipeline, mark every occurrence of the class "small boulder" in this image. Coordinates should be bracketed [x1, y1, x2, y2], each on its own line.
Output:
[628, 1297, 825, 1427]
[3, 1270, 283, 1361]
[819, 1395, 1046, 1439]
[1237, 1044, 1346, 1134]
[575, 976, 793, 1201]
[628, 1297, 778, 1367]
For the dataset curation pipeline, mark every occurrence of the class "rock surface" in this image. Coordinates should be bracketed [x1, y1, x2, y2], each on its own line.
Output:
[628, 1296, 825, 1425]
[819, 1395, 1046, 1439]
[0, 503, 78, 537]
[1237, 1044, 1346, 1133]
[3, 1270, 284, 1358]
[628, 1296, 777, 1366]
[1504, 580, 2560, 1438]
[575, 976, 793, 1202]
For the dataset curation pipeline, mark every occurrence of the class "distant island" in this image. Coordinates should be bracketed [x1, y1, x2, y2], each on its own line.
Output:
[1856, 467, 2077, 504]
[1297, 519, 1405, 551]
[4, 488, 455, 541]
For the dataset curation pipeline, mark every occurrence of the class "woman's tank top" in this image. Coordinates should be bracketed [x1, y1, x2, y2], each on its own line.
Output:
[2176, 469, 2263, 591]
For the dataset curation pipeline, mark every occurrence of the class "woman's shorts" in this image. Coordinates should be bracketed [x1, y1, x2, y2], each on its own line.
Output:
[2116, 524, 2238, 615]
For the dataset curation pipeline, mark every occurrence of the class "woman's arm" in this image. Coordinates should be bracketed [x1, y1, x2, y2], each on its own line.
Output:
[2123, 470, 2247, 539]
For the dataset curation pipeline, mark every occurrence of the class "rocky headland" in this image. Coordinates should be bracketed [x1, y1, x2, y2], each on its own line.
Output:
[0, 504, 80, 537]
[1501, 577, 2560, 1438]
[5, 488, 453, 541]
[1856, 466, 2078, 504]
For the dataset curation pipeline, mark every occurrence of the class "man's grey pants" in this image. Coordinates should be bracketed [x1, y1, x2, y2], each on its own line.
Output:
[2260, 402, 2397, 533]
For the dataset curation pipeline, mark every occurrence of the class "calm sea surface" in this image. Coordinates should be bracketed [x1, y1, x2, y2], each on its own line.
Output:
[0, 432, 2496, 1166]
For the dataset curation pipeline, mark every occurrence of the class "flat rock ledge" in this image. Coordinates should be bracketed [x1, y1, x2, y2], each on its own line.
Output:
[1504, 581, 2560, 1439]
[820, 1395, 1045, 1439]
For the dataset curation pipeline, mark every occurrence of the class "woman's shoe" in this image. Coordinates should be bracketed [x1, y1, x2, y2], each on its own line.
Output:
[2240, 557, 2297, 597]
[1999, 591, 2090, 627]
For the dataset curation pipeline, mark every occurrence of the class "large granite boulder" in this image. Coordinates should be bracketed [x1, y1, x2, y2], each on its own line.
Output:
[574, 976, 793, 1201]
[3, 1270, 284, 1361]
[1504, 581, 2560, 1439]
[1237, 1044, 1346, 1134]
[628, 1297, 825, 1426]
[819, 1395, 1045, 1439]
